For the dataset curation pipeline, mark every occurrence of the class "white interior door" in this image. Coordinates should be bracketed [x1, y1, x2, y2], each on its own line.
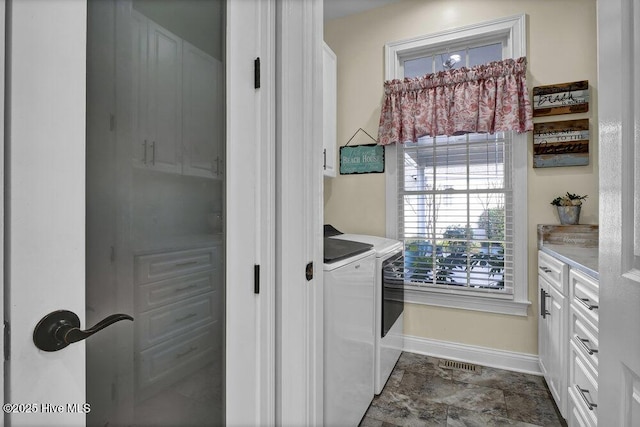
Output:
[5, 2, 86, 425]
[4, 1, 274, 426]
[597, 0, 640, 424]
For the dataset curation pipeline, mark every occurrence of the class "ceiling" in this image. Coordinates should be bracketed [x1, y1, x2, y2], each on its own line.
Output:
[324, 0, 402, 22]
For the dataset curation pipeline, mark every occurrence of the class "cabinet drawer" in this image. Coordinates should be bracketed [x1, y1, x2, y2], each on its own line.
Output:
[567, 389, 596, 427]
[137, 322, 220, 399]
[570, 269, 599, 327]
[569, 304, 599, 372]
[137, 293, 220, 349]
[135, 246, 220, 284]
[137, 270, 217, 312]
[538, 251, 568, 294]
[569, 340, 598, 426]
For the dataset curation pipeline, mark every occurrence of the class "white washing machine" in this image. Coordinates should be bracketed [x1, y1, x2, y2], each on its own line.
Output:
[323, 237, 376, 427]
[328, 229, 404, 395]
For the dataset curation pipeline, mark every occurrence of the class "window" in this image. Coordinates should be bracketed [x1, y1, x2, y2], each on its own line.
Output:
[384, 15, 530, 316]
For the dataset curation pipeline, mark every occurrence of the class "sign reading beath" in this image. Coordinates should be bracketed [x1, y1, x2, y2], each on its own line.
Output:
[339, 144, 385, 175]
[532, 80, 589, 117]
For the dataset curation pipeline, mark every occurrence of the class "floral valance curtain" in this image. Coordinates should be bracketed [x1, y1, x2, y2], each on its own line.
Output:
[377, 57, 533, 145]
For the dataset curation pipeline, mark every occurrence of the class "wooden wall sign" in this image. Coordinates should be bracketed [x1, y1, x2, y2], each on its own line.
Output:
[339, 144, 385, 174]
[533, 80, 589, 117]
[533, 119, 589, 168]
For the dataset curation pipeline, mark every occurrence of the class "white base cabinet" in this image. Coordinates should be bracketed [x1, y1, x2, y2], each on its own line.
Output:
[134, 244, 222, 401]
[567, 269, 599, 427]
[538, 250, 600, 426]
[538, 251, 569, 418]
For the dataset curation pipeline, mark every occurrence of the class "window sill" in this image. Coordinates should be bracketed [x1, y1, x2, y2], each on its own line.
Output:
[404, 287, 531, 316]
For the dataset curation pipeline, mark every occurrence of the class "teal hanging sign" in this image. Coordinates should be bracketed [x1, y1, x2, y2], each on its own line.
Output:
[339, 144, 385, 175]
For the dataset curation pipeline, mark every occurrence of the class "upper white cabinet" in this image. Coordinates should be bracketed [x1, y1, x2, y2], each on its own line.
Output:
[322, 42, 337, 178]
[132, 12, 222, 179]
[182, 42, 224, 178]
[146, 20, 183, 174]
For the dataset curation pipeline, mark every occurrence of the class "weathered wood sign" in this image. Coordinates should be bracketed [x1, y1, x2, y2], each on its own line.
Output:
[339, 144, 385, 174]
[532, 80, 589, 117]
[533, 119, 589, 168]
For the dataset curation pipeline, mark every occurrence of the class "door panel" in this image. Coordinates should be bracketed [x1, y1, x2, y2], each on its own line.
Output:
[5, 2, 87, 426]
[87, 1, 225, 425]
[6, 0, 274, 426]
[598, 0, 640, 424]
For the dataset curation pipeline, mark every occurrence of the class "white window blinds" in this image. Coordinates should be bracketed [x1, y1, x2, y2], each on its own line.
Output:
[398, 132, 514, 295]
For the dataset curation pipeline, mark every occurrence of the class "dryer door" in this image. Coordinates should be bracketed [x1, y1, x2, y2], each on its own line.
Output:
[382, 251, 404, 337]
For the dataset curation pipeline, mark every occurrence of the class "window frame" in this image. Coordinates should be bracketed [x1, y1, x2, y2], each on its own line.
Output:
[384, 14, 530, 316]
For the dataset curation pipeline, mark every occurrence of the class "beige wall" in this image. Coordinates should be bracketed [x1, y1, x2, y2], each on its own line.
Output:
[324, 0, 598, 355]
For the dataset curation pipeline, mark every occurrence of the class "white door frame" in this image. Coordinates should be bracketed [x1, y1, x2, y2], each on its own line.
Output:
[275, 0, 324, 425]
[0, 0, 5, 416]
[226, 0, 276, 425]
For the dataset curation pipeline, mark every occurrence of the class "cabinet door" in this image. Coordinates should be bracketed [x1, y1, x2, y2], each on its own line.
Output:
[322, 42, 337, 177]
[546, 282, 567, 417]
[538, 279, 549, 376]
[131, 11, 149, 168]
[182, 41, 223, 179]
[146, 20, 182, 173]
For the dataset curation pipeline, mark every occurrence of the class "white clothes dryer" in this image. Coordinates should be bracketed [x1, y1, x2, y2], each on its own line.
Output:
[328, 229, 404, 395]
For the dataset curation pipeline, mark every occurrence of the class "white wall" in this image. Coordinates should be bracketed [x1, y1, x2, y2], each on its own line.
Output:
[324, 0, 598, 355]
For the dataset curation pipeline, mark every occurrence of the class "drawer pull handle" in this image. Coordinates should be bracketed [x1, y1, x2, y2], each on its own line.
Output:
[575, 385, 597, 410]
[175, 313, 197, 323]
[539, 266, 552, 273]
[175, 260, 199, 267]
[575, 335, 598, 355]
[175, 346, 197, 360]
[174, 284, 198, 293]
[576, 297, 599, 311]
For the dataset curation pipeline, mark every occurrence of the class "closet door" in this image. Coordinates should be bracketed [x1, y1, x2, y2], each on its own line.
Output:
[4, 1, 276, 426]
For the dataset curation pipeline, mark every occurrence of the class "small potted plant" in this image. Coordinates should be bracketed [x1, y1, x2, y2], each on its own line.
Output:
[550, 192, 588, 225]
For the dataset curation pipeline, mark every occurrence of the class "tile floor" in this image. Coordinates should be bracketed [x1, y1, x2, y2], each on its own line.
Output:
[360, 352, 567, 427]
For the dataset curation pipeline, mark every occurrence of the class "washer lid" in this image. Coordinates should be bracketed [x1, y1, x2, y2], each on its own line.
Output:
[330, 233, 402, 256]
[323, 237, 373, 264]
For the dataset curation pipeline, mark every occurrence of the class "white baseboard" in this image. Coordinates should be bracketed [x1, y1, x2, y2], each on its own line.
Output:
[403, 334, 542, 375]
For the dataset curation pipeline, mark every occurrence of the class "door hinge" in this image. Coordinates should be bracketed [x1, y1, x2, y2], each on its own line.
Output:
[254, 264, 260, 294]
[4, 321, 10, 361]
[254, 57, 261, 89]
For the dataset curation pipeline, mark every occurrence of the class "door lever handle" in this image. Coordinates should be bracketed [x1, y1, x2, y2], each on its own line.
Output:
[33, 310, 133, 352]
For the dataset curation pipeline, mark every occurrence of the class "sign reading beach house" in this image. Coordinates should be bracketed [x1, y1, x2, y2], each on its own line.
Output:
[533, 80, 589, 117]
[339, 144, 385, 175]
[533, 119, 589, 168]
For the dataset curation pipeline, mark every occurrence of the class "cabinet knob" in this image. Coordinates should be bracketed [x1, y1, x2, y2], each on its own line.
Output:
[33, 310, 133, 352]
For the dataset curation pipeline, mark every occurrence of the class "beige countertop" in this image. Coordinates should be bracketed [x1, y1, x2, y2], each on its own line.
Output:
[539, 243, 598, 279]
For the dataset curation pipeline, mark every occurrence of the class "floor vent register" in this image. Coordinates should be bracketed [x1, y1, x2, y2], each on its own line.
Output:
[438, 359, 482, 373]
